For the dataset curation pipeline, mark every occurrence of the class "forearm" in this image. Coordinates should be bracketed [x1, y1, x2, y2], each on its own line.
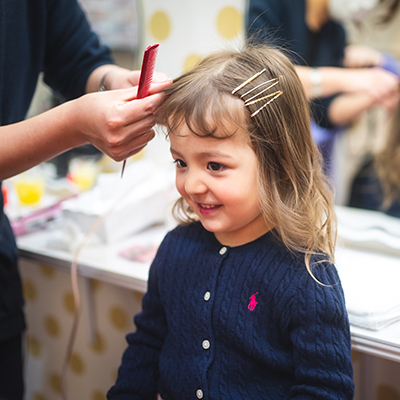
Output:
[86, 64, 142, 93]
[86, 64, 117, 93]
[296, 65, 399, 102]
[0, 101, 84, 181]
[328, 92, 375, 126]
[296, 66, 352, 99]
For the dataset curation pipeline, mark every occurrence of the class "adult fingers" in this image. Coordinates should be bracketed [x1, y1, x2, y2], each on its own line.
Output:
[116, 91, 168, 126]
[112, 129, 156, 161]
[148, 78, 173, 95]
[153, 71, 169, 83]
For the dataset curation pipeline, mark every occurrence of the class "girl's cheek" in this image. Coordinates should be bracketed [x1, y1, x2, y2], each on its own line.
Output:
[175, 176, 186, 197]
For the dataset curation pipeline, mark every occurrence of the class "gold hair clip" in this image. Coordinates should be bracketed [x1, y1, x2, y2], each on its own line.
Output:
[232, 68, 266, 94]
[244, 90, 282, 106]
[243, 80, 280, 104]
[250, 91, 283, 117]
[240, 77, 278, 99]
[232, 69, 283, 117]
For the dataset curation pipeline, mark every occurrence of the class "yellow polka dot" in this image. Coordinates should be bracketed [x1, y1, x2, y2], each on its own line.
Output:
[23, 279, 37, 302]
[70, 352, 85, 375]
[44, 315, 60, 338]
[132, 291, 143, 304]
[149, 10, 171, 41]
[63, 291, 76, 314]
[113, 369, 119, 383]
[49, 373, 61, 394]
[33, 392, 47, 400]
[183, 54, 202, 73]
[351, 349, 361, 363]
[28, 336, 41, 358]
[90, 331, 106, 354]
[376, 385, 400, 400]
[217, 6, 243, 39]
[90, 279, 102, 292]
[92, 390, 107, 400]
[110, 306, 128, 330]
[39, 264, 55, 278]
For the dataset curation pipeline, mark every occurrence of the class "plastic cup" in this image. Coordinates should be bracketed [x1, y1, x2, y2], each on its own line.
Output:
[13, 167, 45, 205]
[68, 157, 100, 191]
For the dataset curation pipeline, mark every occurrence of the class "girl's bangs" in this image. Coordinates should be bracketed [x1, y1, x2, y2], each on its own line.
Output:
[164, 89, 246, 139]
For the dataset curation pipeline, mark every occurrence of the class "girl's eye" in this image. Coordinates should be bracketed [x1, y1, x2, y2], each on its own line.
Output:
[174, 159, 187, 168]
[208, 162, 224, 172]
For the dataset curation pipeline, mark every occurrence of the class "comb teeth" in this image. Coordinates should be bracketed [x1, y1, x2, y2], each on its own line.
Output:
[121, 43, 159, 178]
[137, 44, 159, 99]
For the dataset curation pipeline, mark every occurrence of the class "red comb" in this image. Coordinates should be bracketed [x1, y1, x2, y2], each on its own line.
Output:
[121, 44, 159, 177]
[137, 44, 159, 99]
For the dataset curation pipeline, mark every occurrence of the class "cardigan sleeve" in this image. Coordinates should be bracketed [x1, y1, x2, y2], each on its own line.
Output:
[43, 0, 114, 100]
[107, 235, 171, 400]
[287, 262, 354, 399]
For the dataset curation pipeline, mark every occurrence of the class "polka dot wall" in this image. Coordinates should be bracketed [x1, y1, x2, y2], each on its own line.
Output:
[20, 258, 142, 400]
[141, 0, 245, 78]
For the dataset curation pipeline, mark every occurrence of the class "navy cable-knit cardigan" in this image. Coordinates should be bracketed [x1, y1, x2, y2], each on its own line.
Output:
[108, 222, 354, 400]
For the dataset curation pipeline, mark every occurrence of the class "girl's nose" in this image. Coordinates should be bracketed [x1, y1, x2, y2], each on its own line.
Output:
[184, 171, 207, 195]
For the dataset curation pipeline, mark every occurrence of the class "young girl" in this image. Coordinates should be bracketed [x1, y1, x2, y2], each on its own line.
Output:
[107, 45, 354, 400]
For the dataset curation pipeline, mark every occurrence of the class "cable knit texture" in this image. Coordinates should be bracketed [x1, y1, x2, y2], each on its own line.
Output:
[108, 222, 354, 400]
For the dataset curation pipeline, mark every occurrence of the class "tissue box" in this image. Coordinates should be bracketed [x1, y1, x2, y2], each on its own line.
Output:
[61, 160, 176, 243]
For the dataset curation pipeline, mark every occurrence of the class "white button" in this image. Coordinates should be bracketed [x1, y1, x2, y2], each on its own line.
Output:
[202, 339, 210, 349]
[204, 291, 211, 301]
[219, 247, 227, 255]
[196, 389, 203, 399]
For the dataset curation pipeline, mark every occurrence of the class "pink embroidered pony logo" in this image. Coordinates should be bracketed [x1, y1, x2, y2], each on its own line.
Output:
[248, 292, 258, 311]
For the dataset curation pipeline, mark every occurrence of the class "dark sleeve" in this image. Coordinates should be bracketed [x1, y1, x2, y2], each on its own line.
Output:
[310, 96, 340, 130]
[107, 236, 171, 400]
[348, 159, 384, 212]
[43, 0, 114, 100]
[288, 262, 354, 399]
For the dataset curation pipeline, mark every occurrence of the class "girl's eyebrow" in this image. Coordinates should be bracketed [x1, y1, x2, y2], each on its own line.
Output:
[170, 147, 233, 159]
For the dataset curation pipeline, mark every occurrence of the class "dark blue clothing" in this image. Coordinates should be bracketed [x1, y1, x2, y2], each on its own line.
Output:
[108, 222, 354, 400]
[246, 0, 346, 130]
[0, 0, 113, 341]
[348, 157, 400, 218]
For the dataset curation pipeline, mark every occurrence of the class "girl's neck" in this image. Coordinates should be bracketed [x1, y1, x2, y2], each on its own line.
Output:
[214, 217, 274, 248]
[305, 0, 330, 32]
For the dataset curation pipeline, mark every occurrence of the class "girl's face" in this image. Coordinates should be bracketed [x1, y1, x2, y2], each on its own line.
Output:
[169, 122, 270, 247]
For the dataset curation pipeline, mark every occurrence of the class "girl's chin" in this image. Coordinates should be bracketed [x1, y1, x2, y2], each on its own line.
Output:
[198, 220, 224, 234]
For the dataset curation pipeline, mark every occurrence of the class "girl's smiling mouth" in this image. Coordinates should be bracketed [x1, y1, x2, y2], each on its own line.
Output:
[197, 203, 222, 214]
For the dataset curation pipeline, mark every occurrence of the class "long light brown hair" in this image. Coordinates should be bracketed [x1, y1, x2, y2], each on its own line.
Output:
[375, 101, 400, 209]
[156, 44, 337, 275]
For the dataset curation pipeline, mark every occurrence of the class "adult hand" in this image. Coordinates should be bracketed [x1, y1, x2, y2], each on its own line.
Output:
[343, 67, 399, 105]
[343, 45, 383, 68]
[376, 87, 400, 113]
[72, 79, 173, 161]
[0, 72, 172, 181]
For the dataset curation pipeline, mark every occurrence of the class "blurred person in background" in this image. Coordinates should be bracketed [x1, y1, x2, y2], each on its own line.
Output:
[246, 0, 400, 174]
